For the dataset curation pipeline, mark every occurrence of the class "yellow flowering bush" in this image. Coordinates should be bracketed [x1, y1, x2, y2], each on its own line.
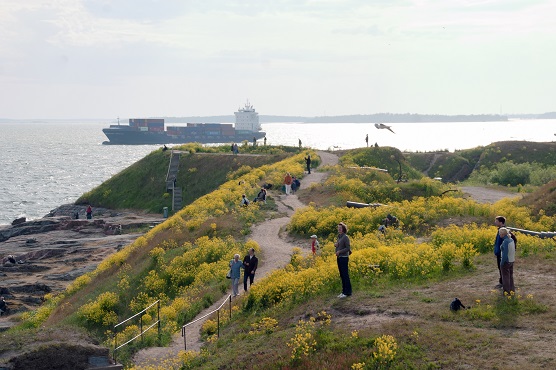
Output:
[373, 334, 398, 365]
[248, 317, 279, 335]
[287, 319, 317, 361]
[78, 292, 119, 327]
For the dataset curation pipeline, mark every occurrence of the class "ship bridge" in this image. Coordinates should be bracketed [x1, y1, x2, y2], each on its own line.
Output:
[234, 101, 261, 132]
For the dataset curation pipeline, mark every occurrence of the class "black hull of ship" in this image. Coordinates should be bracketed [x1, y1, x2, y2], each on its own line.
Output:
[102, 128, 266, 145]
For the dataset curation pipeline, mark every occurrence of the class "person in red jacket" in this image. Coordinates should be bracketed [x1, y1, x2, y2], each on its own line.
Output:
[86, 205, 92, 219]
[284, 173, 293, 195]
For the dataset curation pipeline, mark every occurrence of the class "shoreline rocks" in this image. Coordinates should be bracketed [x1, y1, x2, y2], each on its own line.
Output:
[0, 204, 164, 318]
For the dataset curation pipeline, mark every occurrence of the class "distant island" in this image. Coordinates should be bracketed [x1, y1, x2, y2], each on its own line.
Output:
[150, 112, 556, 124]
[150, 113, 510, 124]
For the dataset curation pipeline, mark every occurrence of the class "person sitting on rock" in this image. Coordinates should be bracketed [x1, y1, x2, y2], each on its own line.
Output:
[383, 214, 399, 228]
[240, 194, 250, 207]
[253, 188, 267, 203]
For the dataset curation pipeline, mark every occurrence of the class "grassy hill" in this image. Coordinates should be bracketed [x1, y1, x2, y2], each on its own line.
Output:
[3, 143, 556, 369]
[76, 145, 292, 214]
[405, 141, 556, 184]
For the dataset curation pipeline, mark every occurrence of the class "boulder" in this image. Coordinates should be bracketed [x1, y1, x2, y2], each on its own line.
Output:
[12, 217, 26, 226]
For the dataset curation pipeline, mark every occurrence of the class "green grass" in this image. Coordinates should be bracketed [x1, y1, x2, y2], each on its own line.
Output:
[76, 146, 291, 214]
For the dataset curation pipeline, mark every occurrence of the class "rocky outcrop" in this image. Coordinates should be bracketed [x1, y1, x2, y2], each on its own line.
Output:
[0, 204, 163, 316]
[9, 343, 118, 370]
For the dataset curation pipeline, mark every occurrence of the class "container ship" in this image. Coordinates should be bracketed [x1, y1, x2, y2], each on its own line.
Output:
[102, 102, 265, 145]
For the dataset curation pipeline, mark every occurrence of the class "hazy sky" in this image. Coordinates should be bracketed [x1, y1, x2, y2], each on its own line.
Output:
[1, 0, 555, 119]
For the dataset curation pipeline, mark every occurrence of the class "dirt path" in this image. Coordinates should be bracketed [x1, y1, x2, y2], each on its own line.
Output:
[132, 151, 339, 367]
[460, 186, 522, 204]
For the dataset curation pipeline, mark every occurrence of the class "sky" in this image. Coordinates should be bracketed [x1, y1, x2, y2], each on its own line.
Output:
[1, 0, 555, 119]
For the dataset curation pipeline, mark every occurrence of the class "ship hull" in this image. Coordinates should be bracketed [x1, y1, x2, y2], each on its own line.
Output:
[102, 127, 266, 145]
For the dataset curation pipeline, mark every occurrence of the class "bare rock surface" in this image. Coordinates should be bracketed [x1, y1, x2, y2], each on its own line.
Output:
[0, 205, 164, 323]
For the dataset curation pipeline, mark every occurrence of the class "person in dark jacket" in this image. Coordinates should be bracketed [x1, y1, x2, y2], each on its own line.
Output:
[305, 155, 311, 174]
[242, 248, 258, 292]
[0, 296, 7, 316]
[335, 222, 352, 298]
[493, 216, 506, 288]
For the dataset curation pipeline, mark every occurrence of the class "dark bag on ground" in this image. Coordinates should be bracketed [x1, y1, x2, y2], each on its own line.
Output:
[450, 298, 466, 311]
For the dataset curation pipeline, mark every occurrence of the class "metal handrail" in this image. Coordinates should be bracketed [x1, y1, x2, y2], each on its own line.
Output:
[181, 294, 232, 350]
[113, 300, 160, 363]
[114, 300, 159, 329]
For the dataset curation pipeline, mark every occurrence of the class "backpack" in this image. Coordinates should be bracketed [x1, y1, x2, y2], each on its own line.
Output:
[450, 298, 466, 311]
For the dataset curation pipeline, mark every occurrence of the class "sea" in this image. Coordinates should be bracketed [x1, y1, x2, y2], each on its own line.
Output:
[0, 119, 555, 225]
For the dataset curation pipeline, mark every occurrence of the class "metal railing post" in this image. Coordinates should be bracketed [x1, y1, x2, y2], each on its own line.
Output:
[157, 301, 161, 346]
[112, 300, 160, 360]
[113, 329, 118, 364]
[229, 295, 232, 319]
[183, 326, 187, 351]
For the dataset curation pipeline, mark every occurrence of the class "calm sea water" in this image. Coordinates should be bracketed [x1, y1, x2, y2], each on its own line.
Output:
[0, 119, 554, 225]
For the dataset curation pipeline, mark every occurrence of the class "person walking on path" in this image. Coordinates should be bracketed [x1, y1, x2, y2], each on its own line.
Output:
[242, 248, 258, 292]
[499, 227, 516, 295]
[229, 254, 244, 297]
[305, 155, 311, 174]
[335, 222, 352, 298]
[284, 173, 293, 195]
[365, 134, 369, 147]
[86, 205, 92, 220]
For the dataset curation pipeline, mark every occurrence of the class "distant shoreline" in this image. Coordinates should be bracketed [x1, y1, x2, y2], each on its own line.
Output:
[2, 111, 556, 123]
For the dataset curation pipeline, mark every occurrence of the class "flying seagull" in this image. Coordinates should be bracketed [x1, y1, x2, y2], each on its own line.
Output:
[374, 123, 395, 134]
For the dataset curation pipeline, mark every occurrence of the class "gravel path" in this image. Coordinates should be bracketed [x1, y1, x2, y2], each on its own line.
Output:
[460, 186, 522, 204]
[132, 151, 339, 367]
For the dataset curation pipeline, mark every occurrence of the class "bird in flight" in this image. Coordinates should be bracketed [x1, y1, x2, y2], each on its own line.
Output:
[375, 123, 395, 134]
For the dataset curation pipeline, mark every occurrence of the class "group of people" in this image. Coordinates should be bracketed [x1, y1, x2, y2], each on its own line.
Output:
[378, 214, 398, 234]
[494, 216, 517, 295]
[229, 248, 259, 297]
[240, 187, 267, 207]
[283, 173, 301, 195]
[231, 143, 239, 155]
[310, 214, 517, 302]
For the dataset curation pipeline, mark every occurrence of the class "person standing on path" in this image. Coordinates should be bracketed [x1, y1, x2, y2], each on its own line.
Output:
[284, 172, 293, 195]
[499, 227, 516, 295]
[86, 205, 92, 220]
[229, 254, 243, 297]
[242, 248, 258, 292]
[305, 155, 311, 174]
[335, 222, 352, 298]
[365, 134, 369, 147]
[493, 216, 506, 288]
